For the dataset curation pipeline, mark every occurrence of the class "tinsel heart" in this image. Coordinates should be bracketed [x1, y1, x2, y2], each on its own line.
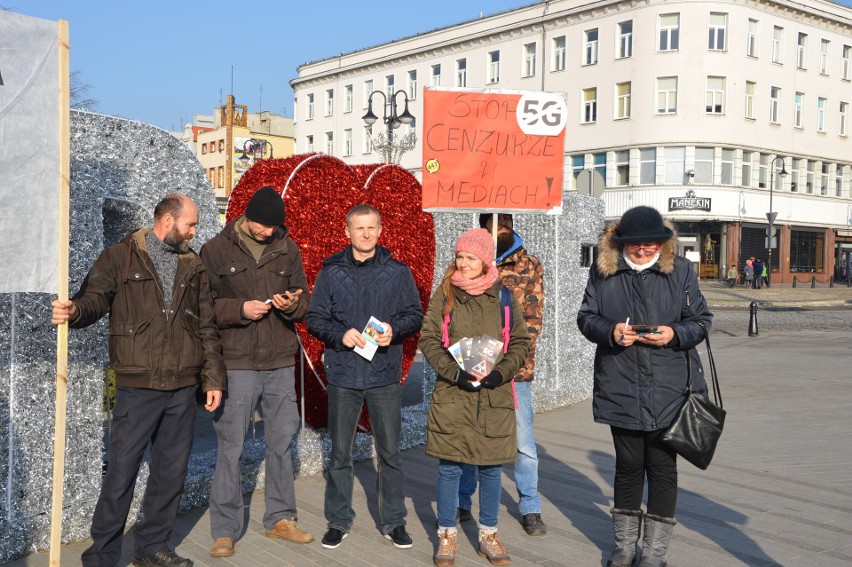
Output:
[227, 154, 436, 431]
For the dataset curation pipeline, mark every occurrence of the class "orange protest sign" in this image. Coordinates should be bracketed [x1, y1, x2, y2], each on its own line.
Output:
[421, 88, 567, 214]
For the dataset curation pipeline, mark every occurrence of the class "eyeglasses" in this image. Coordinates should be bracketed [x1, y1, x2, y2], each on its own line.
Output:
[626, 243, 661, 252]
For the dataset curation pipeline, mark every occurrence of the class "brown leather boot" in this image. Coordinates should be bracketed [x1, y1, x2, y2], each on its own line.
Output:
[265, 518, 315, 544]
[209, 538, 234, 557]
[478, 530, 511, 565]
[433, 528, 459, 567]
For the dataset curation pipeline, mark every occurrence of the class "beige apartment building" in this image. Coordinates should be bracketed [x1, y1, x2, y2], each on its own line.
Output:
[291, 0, 852, 283]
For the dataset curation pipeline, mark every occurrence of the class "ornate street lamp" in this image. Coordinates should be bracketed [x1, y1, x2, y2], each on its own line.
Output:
[239, 138, 274, 164]
[362, 89, 416, 163]
[767, 156, 788, 286]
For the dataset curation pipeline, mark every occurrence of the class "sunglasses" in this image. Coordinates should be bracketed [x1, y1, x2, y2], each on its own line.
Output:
[626, 243, 661, 252]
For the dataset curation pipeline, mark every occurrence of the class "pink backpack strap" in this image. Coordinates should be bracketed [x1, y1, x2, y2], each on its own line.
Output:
[502, 305, 511, 353]
[441, 312, 451, 348]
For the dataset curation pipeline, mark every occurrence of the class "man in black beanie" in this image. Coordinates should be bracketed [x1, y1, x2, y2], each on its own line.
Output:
[200, 186, 314, 558]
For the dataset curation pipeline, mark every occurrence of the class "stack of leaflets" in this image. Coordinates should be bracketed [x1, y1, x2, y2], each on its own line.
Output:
[354, 316, 387, 361]
[448, 335, 504, 388]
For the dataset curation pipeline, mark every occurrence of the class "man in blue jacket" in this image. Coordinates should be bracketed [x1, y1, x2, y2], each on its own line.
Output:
[306, 204, 423, 552]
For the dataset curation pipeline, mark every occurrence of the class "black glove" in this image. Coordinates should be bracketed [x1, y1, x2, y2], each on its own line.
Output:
[455, 369, 480, 392]
[479, 370, 503, 389]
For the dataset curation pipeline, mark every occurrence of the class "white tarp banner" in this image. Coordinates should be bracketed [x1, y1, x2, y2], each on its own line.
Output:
[0, 11, 60, 293]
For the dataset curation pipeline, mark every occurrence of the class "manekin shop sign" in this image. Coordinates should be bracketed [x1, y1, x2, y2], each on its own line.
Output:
[669, 189, 711, 212]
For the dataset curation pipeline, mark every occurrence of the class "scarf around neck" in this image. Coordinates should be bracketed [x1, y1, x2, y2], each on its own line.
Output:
[451, 263, 500, 296]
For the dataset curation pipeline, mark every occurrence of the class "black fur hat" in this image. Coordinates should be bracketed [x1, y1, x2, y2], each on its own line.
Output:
[612, 206, 673, 244]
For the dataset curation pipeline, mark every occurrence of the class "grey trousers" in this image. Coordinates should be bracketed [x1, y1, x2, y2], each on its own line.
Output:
[209, 367, 301, 539]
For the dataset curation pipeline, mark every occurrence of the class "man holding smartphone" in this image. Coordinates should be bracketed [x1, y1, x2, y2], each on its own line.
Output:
[200, 186, 314, 558]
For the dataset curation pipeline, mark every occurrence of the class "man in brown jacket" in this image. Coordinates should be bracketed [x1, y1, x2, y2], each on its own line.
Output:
[51, 194, 225, 567]
[200, 186, 313, 558]
[457, 213, 547, 536]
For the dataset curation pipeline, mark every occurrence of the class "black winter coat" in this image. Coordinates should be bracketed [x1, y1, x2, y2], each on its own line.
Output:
[577, 225, 713, 431]
[305, 245, 423, 390]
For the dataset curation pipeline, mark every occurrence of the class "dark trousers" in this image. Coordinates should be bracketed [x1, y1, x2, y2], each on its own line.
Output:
[610, 426, 678, 518]
[82, 385, 198, 567]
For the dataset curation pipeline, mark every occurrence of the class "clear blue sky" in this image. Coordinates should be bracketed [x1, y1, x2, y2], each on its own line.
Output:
[9, 0, 852, 131]
[9, 1, 531, 131]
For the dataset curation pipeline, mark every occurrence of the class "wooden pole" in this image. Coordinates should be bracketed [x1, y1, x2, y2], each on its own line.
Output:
[49, 19, 71, 567]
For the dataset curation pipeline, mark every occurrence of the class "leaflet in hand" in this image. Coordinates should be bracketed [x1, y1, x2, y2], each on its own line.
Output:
[354, 316, 387, 361]
[448, 334, 504, 384]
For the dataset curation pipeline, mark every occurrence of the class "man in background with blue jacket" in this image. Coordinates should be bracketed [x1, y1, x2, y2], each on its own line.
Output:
[306, 204, 423, 552]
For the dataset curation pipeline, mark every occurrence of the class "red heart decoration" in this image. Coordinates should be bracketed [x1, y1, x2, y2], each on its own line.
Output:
[226, 154, 436, 432]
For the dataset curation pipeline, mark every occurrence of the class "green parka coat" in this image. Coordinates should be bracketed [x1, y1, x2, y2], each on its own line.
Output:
[420, 280, 530, 466]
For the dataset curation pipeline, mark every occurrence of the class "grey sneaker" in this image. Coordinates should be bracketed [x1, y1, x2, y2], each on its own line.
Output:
[522, 513, 547, 536]
[478, 531, 511, 565]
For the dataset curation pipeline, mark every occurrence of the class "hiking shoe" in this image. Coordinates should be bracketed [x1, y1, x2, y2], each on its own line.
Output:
[265, 518, 314, 544]
[131, 548, 193, 567]
[434, 528, 459, 567]
[458, 507, 473, 523]
[478, 531, 511, 565]
[209, 538, 234, 557]
[522, 513, 548, 536]
[321, 528, 348, 549]
[385, 525, 413, 549]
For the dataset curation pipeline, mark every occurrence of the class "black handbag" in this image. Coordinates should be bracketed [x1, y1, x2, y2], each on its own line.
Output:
[661, 321, 725, 470]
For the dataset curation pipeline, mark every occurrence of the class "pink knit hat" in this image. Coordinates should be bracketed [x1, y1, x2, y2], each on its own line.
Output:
[455, 228, 495, 264]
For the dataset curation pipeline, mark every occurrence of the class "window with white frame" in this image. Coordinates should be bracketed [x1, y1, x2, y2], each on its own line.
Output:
[721, 148, 734, 184]
[806, 160, 815, 193]
[759, 153, 768, 188]
[657, 77, 678, 114]
[706, 76, 725, 114]
[836, 165, 845, 196]
[571, 155, 585, 189]
[747, 19, 759, 58]
[593, 153, 606, 186]
[430, 64, 441, 87]
[615, 150, 629, 186]
[794, 92, 804, 128]
[841, 101, 849, 136]
[363, 126, 373, 154]
[306, 135, 314, 153]
[708, 13, 727, 51]
[797, 33, 808, 69]
[640, 148, 656, 184]
[325, 89, 334, 116]
[791, 158, 800, 192]
[343, 129, 352, 156]
[325, 131, 333, 155]
[821, 162, 829, 195]
[584, 28, 599, 64]
[488, 51, 500, 83]
[695, 147, 714, 184]
[363, 80, 373, 109]
[617, 21, 633, 58]
[306, 93, 314, 120]
[770, 86, 781, 123]
[664, 146, 686, 184]
[742, 151, 753, 187]
[843, 45, 851, 81]
[386, 75, 395, 97]
[553, 36, 566, 71]
[745, 81, 756, 119]
[772, 26, 784, 64]
[582, 88, 597, 123]
[819, 39, 830, 75]
[523, 43, 537, 77]
[407, 70, 417, 99]
[818, 97, 827, 132]
[456, 58, 467, 87]
[344, 84, 353, 113]
[659, 14, 680, 52]
[616, 82, 631, 119]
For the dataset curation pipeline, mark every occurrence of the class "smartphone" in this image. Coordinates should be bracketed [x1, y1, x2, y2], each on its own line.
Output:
[631, 325, 661, 336]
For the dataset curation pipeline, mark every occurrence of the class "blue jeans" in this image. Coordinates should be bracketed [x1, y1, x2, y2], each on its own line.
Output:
[438, 460, 501, 529]
[459, 381, 541, 515]
[325, 383, 406, 534]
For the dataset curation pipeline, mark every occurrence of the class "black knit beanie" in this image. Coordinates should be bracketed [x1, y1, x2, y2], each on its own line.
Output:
[245, 186, 285, 227]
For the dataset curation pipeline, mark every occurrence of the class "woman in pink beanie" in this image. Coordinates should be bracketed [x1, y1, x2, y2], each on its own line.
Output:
[419, 228, 530, 567]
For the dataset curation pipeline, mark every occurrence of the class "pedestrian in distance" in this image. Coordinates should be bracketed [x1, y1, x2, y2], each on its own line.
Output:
[753, 258, 764, 289]
[305, 204, 423, 552]
[726, 264, 738, 288]
[577, 206, 713, 567]
[200, 186, 313, 558]
[419, 228, 531, 567]
[51, 194, 225, 567]
[456, 213, 546, 537]
[744, 261, 754, 289]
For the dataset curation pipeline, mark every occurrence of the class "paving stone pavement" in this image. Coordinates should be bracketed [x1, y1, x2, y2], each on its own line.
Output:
[9, 299, 852, 566]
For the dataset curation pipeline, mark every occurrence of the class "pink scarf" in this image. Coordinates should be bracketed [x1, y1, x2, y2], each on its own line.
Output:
[450, 263, 500, 296]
